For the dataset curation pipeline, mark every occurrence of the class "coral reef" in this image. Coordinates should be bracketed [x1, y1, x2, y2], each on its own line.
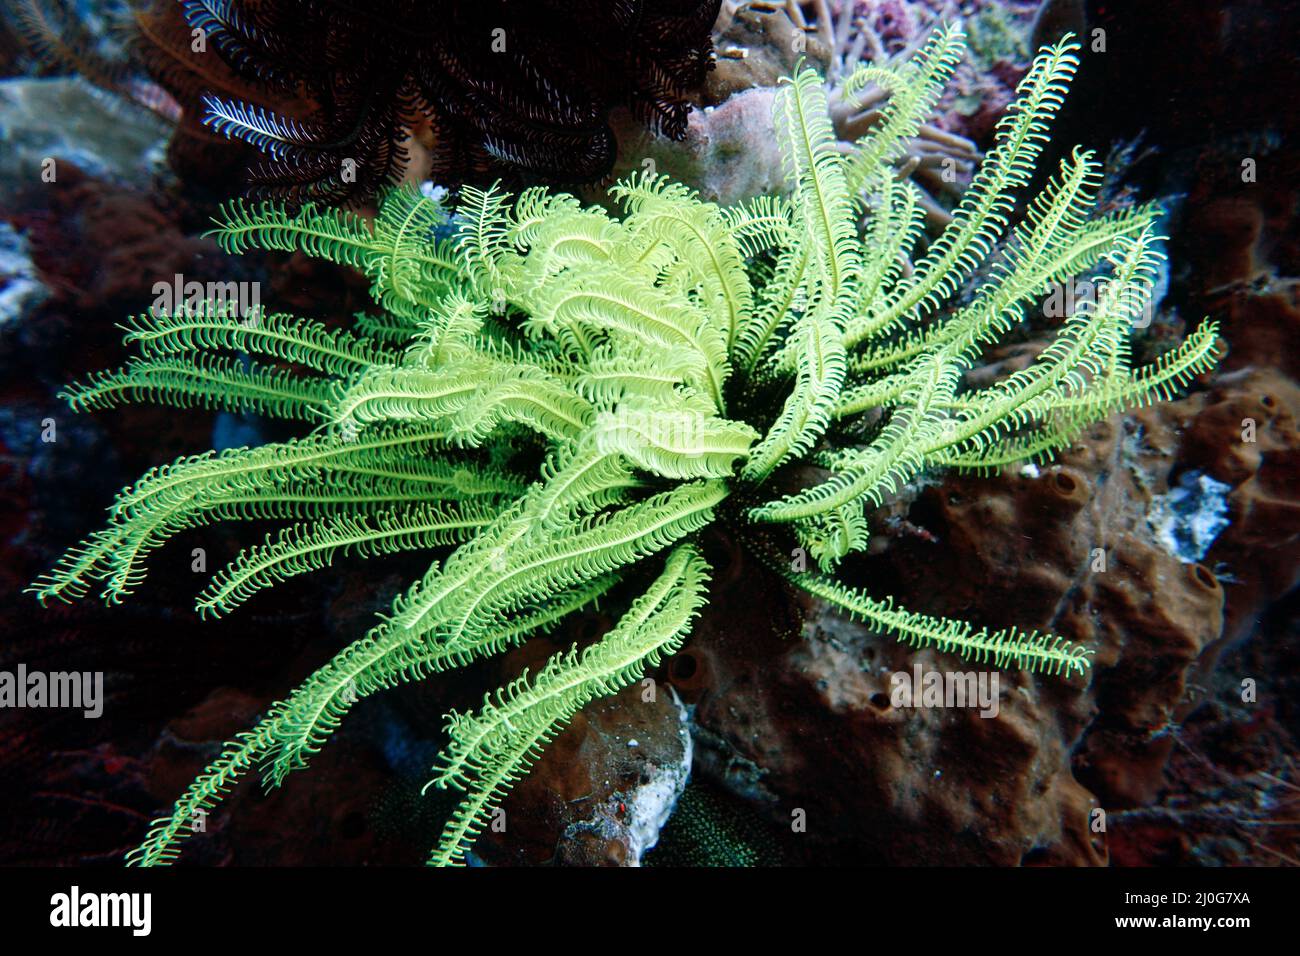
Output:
[1, 0, 1295, 871]
[616, 0, 1045, 215]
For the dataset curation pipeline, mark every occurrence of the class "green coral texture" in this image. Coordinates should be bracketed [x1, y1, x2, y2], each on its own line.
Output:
[31, 27, 1221, 866]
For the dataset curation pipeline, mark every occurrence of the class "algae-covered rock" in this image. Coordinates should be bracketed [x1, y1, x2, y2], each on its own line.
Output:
[0, 77, 166, 202]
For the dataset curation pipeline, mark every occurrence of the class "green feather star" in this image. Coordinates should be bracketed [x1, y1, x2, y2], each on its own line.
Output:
[31, 26, 1220, 866]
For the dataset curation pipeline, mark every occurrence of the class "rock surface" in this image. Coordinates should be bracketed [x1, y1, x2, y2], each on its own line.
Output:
[0, 78, 167, 204]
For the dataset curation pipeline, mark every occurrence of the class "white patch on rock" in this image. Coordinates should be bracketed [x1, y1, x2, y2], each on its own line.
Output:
[624, 686, 692, 866]
[1148, 469, 1233, 563]
[0, 222, 48, 328]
